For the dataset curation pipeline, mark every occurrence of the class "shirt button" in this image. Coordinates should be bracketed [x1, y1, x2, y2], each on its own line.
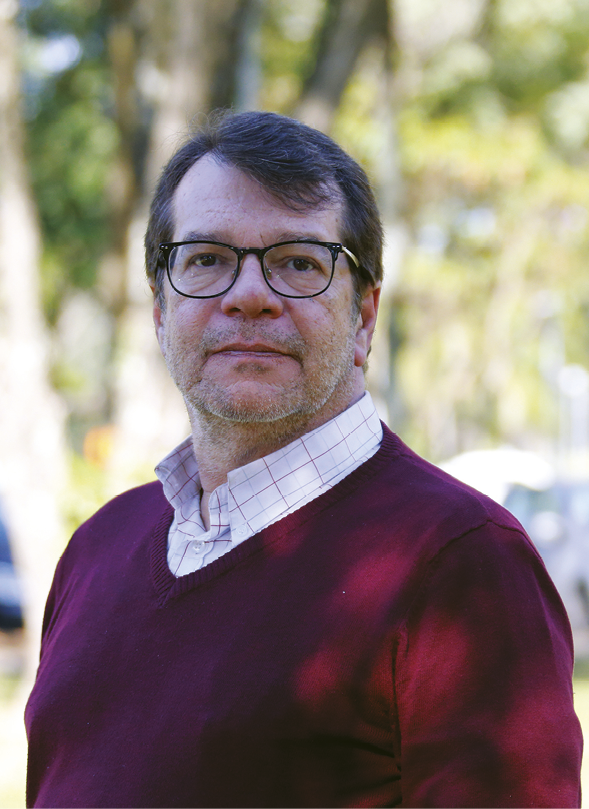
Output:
[194, 540, 205, 552]
[235, 526, 247, 537]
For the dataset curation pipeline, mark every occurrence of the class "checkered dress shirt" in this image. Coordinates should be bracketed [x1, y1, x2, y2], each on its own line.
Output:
[156, 393, 383, 578]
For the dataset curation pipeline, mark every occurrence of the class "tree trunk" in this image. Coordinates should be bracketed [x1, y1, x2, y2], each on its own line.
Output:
[0, 0, 67, 687]
[104, 0, 248, 493]
[296, 0, 390, 132]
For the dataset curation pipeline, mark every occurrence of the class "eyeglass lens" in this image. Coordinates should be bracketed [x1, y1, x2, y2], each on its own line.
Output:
[167, 242, 334, 298]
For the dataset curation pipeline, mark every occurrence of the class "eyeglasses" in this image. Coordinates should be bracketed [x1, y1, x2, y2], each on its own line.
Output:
[158, 239, 360, 299]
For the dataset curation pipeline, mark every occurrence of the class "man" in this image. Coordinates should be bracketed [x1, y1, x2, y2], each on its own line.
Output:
[26, 111, 582, 808]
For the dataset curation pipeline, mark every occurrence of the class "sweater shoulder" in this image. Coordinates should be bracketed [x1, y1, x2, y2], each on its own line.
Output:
[80, 479, 169, 532]
[350, 425, 532, 557]
[384, 426, 520, 525]
[95, 478, 168, 515]
[62, 480, 171, 564]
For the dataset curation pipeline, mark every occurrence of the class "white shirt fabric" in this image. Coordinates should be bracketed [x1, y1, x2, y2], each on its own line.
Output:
[155, 392, 383, 578]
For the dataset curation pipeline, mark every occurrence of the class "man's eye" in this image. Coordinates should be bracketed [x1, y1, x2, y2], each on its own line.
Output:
[288, 257, 317, 272]
[190, 253, 218, 267]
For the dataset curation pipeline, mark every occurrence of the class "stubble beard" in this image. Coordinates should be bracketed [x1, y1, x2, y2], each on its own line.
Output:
[162, 322, 358, 440]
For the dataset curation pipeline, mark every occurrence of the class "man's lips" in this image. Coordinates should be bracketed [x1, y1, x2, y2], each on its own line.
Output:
[199, 330, 306, 364]
[211, 342, 291, 356]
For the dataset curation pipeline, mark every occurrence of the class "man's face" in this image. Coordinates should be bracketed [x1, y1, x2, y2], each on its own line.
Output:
[153, 154, 379, 432]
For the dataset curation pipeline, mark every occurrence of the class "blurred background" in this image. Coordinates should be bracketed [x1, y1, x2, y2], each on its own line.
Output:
[1, 0, 588, 803]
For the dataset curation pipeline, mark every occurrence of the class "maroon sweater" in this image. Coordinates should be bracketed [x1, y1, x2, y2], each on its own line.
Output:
[25, 427, 582, 808]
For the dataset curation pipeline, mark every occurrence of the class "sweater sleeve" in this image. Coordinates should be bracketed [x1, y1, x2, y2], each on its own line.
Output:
[36, 541, 72, 660]
[394, 520, 583, 808]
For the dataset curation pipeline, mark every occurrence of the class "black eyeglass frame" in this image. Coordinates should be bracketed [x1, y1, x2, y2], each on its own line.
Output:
[158, 239, 360, 300]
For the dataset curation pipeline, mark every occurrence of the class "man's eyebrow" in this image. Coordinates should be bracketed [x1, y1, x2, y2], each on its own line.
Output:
[176, 230, 337, 245]
[178, 231, 223, 243]
[275, 231, 333, 242]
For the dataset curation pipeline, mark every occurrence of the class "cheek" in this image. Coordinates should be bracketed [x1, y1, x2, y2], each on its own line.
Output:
[295, 289, 346, 332]
[296, 308, 355, 363]
[164, 303, 211, 347]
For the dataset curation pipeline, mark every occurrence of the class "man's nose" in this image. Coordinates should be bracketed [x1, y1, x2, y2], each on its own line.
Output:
[220, 253, 284, 318]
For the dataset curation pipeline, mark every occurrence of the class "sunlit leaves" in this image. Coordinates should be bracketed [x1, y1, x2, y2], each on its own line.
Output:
[15, 0, 589, 462]
[395, 92, 589, 456]
[20, 1, 116, 320]
[259, 0, 326, 111]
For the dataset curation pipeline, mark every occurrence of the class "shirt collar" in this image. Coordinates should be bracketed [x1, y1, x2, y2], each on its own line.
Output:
[155, 392, 382, 530]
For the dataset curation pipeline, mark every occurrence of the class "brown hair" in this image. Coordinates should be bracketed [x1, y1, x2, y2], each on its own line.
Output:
[145, 110, 383, 299]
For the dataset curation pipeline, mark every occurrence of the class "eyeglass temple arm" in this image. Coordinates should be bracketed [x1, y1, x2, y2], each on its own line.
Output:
[341, 245, 360, 268]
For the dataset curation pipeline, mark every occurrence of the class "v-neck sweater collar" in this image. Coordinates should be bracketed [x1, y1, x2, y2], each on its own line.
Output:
[149, 424, 403, 603]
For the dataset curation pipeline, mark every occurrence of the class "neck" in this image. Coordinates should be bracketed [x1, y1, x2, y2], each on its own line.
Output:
[190, 410, 327, 492]
[188, 389, 365, 529]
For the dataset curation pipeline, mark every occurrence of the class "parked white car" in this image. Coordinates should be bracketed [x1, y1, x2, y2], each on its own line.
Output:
[439, 449, 589, 654]
[504, 482, 589, 640]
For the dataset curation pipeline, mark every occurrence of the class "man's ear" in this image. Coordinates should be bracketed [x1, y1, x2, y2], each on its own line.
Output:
[354, 283, 381, 368]
[150, 282, 166, 353]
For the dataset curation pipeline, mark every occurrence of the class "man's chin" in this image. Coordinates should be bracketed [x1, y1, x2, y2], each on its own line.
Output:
[186, 383, 312, 425]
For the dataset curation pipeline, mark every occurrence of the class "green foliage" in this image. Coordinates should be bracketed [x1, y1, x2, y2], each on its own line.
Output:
[260, 0, 327, 111]
[394, 104, 589, 455]
[60, 452, 106, 541]
[20, 0, 118, 323]
[381, 0, 589, 459]
[491, 0, 589, 110]
[16, 0, 589, 461]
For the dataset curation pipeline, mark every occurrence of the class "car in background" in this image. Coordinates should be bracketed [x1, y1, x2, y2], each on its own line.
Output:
[504, 482, 589, 639]
[0, 503, 23, 631]
[439, 449, 589, 654]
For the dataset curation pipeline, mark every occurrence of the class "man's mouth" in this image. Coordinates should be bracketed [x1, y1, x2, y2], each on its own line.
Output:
[213, 342, 290, 356]
[199, 329, 306, 365]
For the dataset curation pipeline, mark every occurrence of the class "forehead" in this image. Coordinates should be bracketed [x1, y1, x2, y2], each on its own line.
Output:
[171, 154, 344, 243]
